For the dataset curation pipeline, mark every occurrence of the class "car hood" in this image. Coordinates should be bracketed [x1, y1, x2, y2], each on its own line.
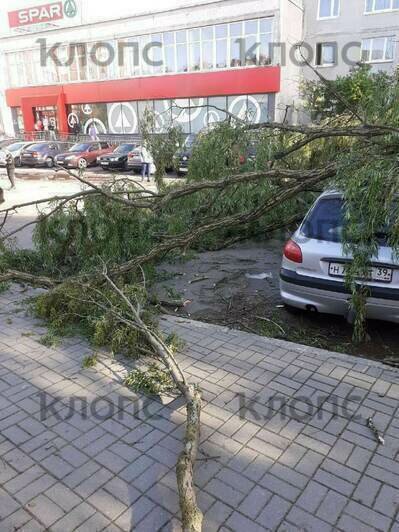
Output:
[100, 153, 124, 159]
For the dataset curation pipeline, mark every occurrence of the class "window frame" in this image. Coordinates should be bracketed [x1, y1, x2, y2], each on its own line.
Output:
[365, 0, 399, 14]
[5, 16, 274, 89]
[361, 35, 395, 63]
[315, 42, 337, 67]
[318, 0, 340, 19]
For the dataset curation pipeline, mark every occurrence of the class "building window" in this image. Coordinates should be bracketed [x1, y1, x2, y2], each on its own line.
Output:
[361, 36, 394, 62]
[316, 43, 337, 66]
[67, 94, 273, 136]
[365, 0, 399, 13]
[318, 0, 340, 18]
[5, 16, 274, 88]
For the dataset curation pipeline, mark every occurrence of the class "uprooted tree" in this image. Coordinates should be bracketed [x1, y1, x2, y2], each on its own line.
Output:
[1, 64, 399, 529]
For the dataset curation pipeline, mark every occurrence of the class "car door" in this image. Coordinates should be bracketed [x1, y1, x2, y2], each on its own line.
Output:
[86, 143, 100, 163]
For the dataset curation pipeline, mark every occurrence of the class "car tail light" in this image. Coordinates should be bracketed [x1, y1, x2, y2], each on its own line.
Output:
[283, 239, 303, 263]
[239, 154, 246, 164]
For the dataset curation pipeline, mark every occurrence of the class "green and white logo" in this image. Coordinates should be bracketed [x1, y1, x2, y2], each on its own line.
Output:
[64, 0, 77, 18]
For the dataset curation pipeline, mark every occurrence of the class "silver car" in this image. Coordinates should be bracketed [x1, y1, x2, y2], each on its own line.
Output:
[0, 141, 35, 167]
[280, 191, 399, 323]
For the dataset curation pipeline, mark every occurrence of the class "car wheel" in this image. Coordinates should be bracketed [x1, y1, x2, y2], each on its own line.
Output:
[46, 157, 54, 168]
[78, 158, 88, 169]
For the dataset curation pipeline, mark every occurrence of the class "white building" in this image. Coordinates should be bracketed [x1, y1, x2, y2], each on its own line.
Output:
[0, 0, 304, 137]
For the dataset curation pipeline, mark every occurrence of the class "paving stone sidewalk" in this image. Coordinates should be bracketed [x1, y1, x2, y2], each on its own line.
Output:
[0, 285, 398, 531]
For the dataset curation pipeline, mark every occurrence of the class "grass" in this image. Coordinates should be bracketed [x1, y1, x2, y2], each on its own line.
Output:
[0, 282, 10, 294]
[82, 354, 98, 369]
[39, 331, 61, 348]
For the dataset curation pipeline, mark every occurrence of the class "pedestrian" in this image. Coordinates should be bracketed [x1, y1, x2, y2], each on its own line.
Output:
[42, 116, 49, 139]
[34, 118, 43, 140]
[48, 118, 56, 140]
[5, 150, 16, 189]
[72, 121, 81, 142]
[140, 144, 152, 182]
[89, 122, 99, 141]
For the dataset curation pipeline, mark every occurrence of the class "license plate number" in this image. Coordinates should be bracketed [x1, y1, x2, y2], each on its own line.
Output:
[329, 262, 393, 283]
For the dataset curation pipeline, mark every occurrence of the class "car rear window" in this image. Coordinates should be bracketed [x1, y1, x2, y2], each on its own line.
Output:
[70, 143, 91, 152]
[116, 144, 135, 153]
[301, 198, 344, 242]
[6, 142, 25, 151]
[26, 143, 47, 151]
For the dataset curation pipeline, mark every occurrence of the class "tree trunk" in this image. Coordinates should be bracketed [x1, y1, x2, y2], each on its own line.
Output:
[177, 385, 203, 532]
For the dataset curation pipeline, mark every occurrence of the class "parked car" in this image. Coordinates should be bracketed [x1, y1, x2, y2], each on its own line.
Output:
[0, 138, 18, 149]
[0, 141, 35, 167]
[175, 134, 196, 176]
[55, 141, 114, 169]
[174, 134, 256, 176]
[20, 141, 71, 168]
[280, 190, 399, 323]
[98, 143, 136, 171]
[127, 146, 155, 174]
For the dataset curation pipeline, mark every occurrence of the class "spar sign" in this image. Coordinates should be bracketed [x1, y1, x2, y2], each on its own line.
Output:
[8, 1, 77, 28]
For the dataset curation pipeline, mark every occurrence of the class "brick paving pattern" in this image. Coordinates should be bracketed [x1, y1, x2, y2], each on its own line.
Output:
[0, 286, 398, 531]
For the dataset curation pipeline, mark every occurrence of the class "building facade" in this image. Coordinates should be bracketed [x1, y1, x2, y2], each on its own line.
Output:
[305, 0, 399, 78]
[1, 0, 398, 138]
[0, 0, 304, 137]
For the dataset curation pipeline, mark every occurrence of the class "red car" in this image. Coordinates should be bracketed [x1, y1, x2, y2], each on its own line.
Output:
[55, 141, 114, 169]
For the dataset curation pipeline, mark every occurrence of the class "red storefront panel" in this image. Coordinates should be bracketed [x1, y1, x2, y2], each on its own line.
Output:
[6, 66, 280, 134]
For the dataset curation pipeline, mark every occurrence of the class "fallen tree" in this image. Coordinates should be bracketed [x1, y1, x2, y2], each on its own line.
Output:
[2, 66, 399, 528]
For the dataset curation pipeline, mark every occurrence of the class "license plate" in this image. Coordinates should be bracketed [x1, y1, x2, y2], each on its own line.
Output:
[329, 262, 393, 283]
[102, 162, 109, 165]
[179, 167, 188, 173]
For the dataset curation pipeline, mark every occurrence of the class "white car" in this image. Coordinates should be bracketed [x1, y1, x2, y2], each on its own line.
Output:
[280, 190, 399, 323]
[0, 141, 35, 167]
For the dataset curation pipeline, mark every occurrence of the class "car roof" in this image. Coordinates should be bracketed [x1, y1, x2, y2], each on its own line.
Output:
[318, 190, 343, 200]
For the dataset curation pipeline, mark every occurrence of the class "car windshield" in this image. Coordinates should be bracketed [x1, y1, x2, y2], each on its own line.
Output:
[115, 144, 135, 153]
[301, 197, 344, 243]
[5, 142, 25, 151]
[26, 143, 47, 151]
[184, 135, 196, 149]
[69, 143, 91, 152]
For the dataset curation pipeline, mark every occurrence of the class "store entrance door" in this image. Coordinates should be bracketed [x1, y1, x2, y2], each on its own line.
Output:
[33, 105, 58, 140]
